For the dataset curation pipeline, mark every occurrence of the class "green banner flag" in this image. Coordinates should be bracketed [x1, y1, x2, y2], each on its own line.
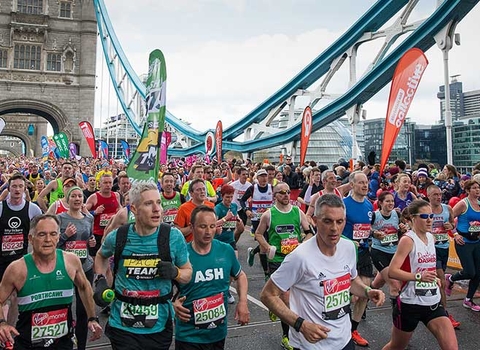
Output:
[127, 49, 166, 184]
[52, 132, 70, 159]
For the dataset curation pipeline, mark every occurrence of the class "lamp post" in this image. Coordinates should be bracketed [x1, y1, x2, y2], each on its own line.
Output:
[435, 18, 459, 165]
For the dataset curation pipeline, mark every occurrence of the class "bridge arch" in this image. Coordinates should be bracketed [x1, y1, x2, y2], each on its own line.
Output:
[0, 132, 28, 156]
[0, 99, 69, 136]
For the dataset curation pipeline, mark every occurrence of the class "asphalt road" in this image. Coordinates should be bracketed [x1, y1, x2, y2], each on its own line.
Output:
[85, 230, 480, 350]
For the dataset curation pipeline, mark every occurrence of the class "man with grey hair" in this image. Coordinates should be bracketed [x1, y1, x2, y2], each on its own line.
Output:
[0, 214, 102, 348]
[95, 181, 192, 350]
[261, 194, 384, 350]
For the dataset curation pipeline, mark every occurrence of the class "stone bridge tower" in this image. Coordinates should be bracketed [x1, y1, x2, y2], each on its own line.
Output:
[0, 0, 96, 156]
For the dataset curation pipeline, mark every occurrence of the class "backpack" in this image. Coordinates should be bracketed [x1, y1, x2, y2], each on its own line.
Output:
[112, 223, 174, 305]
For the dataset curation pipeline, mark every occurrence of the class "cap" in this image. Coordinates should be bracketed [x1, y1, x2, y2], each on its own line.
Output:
[63, 177, 77, 186]
[417, 168, 428, 178]
[256, 169, 268, 177]
[461, 175, 471, 181]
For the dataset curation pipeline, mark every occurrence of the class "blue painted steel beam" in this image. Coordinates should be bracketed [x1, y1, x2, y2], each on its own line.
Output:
[168, 0, 479, 156]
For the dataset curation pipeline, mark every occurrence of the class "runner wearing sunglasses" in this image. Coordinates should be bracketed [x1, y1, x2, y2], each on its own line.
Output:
[383, 199, 457, 350]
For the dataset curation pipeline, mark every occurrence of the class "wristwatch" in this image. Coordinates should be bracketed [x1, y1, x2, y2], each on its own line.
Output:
[415, 272, 422, 282]
[88, 316, 99, 323]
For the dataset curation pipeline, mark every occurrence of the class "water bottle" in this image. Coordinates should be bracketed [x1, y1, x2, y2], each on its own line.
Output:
[267, 245, 276, 260]
[94, 277, 115, 307]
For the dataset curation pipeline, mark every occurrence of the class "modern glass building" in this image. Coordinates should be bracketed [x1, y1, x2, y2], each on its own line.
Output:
[251, 109, 363, 167]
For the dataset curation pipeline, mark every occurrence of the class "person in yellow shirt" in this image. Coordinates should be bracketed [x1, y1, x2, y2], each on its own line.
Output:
[180, 165, 217, 203]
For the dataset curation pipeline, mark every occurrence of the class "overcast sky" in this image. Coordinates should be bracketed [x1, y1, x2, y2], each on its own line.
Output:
[94, 0, 480, 134]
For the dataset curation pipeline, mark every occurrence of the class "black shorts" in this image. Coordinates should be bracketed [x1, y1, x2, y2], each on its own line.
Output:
[0, 260, 14, 281]
[105, 319, 173, 350]
[435, 247, 449, 271]
[227, 241, 237, 251]
[13, 336, 73, 350]
[268, 261, 282, 275]
[175, 339, 226, 350]
[370, 248, 394, 272]
[357, 249, 374, 278]
[392, 300, 447, 333]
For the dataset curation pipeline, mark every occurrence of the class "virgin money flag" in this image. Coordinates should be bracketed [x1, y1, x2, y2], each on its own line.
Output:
[79, 121, 97, 158]
[69, 142, 78, 159]
[120, 140, 131, 160]
[215, 120, 223, 162]
[48, 137, 58, 159]
[300, 106, 312, 166]
[99, 140, 109, 159]
[205, 131, 214, 155]
[41, 136, 49, 161]
[53, 132, 70, 158]
[0, 118, 5, 134]
[127, 49, 166, 184]
[380, 48, 428, 175]
[160, 131, 171, 164]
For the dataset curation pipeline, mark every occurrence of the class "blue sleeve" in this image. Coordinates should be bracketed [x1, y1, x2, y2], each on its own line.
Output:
[169, 227, 189, 267]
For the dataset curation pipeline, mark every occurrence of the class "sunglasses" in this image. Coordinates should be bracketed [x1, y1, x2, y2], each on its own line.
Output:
[413, 213, 434, 219]
[275, 190, 291, 195]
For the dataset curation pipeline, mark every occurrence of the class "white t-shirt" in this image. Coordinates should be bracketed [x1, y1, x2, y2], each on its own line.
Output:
[230, 180, 251, 208]
[270, 237, 357, 350]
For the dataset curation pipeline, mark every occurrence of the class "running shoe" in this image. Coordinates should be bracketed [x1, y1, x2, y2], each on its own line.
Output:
[351, 330, 369, 347]
[227, 293, 235, 304]
[281, 335, 293, 350]
[269, 311, 277, 322]
[463, 298, 480, 312]
[445, 273, 454, 296]
[247, 247, 255, 267]
[448, 314, 461, 329]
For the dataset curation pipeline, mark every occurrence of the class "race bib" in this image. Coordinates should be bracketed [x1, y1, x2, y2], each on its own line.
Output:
[222, 219, 236, 231]
[280, 237, 299, 255]
[31, 308, 68, 344]
[2, 234, 24, 254]
[65, 241, 87, 259]
[353, 224, 371, 240]
[163, 208, 177, 224]
[193, 293, 226, 328]
[380, 225, 398, 246]
[414, 268, 438, 297]
[432, 221, 448, 244]
[251, 203, 271, 221]
[99, 213, 114, 227]
[120, 290, 160, 328]
[322, 274, 351, 320]
[469, 221, 480, 233]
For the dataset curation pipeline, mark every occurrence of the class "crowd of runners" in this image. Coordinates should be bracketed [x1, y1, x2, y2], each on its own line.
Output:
[0, 155, 476, 349]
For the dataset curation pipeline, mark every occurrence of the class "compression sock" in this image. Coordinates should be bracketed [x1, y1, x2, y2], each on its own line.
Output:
[281, 321, 290, 337]
[259, 253, 268, 276]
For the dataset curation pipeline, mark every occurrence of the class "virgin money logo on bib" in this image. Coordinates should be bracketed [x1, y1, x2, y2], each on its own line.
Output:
[8, 217, 21, 229]
[324, 280, 339, 294]
[193, 298, 208, 312]
[33, 313, 49, 326]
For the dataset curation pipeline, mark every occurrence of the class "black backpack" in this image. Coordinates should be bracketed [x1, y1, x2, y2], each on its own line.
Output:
[112, 223, 174, 305]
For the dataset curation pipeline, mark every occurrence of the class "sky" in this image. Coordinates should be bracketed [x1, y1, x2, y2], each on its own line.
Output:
[94, 0, 480, 135]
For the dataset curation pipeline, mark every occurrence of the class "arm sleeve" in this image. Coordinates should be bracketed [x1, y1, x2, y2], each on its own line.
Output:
[239, 186, 253, 210]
